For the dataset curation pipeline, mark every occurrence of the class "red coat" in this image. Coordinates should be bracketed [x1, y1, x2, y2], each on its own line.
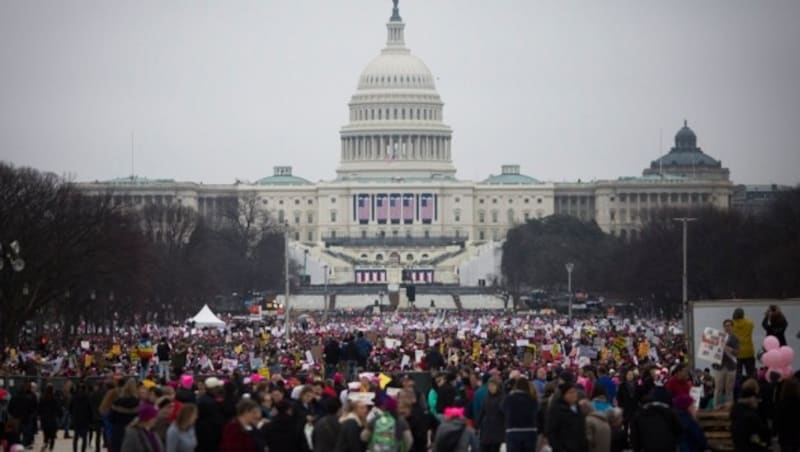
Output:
[665, 377, 691, 398]
[219, 419, 258, 452]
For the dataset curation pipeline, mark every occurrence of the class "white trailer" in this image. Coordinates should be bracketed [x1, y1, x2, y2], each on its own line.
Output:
[689, 299, 800, 371]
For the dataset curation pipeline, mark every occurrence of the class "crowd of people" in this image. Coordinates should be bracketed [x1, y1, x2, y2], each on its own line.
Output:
[0, 306, 796, 451]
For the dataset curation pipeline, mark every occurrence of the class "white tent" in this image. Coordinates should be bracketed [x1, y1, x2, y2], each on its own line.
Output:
[188, 304, 226, 328]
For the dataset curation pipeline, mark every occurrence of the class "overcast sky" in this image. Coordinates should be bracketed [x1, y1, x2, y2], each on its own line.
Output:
[1, 0, 798, 185]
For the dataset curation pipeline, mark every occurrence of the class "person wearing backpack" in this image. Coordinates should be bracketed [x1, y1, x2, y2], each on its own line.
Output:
[362, 397, 412, 452]
[433, 407, 479, 452]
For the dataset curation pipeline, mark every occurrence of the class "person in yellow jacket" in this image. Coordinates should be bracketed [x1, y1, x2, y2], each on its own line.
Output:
[731, 308, 756, 378]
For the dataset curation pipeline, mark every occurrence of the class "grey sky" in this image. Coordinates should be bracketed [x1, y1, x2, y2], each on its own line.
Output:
[1, 0, 798, 185]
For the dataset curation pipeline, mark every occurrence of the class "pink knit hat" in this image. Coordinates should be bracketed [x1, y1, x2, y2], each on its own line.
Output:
[180, 374, 194, 389]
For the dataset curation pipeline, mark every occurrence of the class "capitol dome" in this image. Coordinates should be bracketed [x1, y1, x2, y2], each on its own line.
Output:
[336, 0, 456, 181]
[357, 53, 437, 91]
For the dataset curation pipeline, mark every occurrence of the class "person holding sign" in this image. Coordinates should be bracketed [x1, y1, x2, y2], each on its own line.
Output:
[714, 319, 739, 408]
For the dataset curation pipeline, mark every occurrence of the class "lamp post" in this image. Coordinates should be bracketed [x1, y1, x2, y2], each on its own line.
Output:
[303, 249, 309, 281]
[323, 264, 329, 320]
[565, 262, 574, 320]
[673, 217, 696, 364]
[284, 223, 291, 341]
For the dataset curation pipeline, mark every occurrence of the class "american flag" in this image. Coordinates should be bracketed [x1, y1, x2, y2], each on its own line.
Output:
[389, 194, 401, 223]
[420, 193, 434, 223]
[403, 194, 414, 223]
[375, 194, 388, 223]
[358, 194, 370, 224]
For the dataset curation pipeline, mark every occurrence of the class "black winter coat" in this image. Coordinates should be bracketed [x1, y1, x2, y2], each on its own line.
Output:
[630, 401, 682, 452]
[69, 392, 93, 430]
[38, 397, 61, 435]
[8, 390, 37, 423]
[502, 389, 537, 431]
[775, 394, 800, 452]
[477, 392, 505, 445]
[334, 416, 366, 452]
[312, 414, 341, 452]
[730, 400, 771, 452]
[266, 412, 307, 452]
[546, 398, 587, 452]
[195, 394, 225, 452]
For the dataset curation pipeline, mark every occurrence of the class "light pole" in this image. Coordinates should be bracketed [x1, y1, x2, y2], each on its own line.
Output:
[565, 263, 574, 320]
[283, 224, 291, 341]
[323, 264, 329, 320]
[303, 249, 309, 282]
[673, 217, 696, 362]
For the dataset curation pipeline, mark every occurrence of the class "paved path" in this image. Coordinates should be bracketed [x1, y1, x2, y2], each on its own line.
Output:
[14, 435, 100, 452]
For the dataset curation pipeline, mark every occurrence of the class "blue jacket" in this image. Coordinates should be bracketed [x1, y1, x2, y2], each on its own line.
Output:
[677, 410, 708, 452]
[596, 376, 617, 403]
[472, 384, 488, 420]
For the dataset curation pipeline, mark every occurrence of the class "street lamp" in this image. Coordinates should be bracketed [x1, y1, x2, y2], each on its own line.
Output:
[565, 262, 574, 320]
[304, 249, 309, 280]
[323, 264, 329, 320]
[673, 217, 697, 364]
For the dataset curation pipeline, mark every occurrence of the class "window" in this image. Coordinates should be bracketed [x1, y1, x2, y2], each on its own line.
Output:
[330, 230, 336, 239]
[479, 230, 485, 240]
[295, 199, 300, 205]
[361, 230, 367, 238]
[537, 198, 542, 204]
[361, 254, 368, 259]
[330, 211, 337, 222]
[294, 232, 300, 240]
[492, 198, 498, 204]
[509, 199, 513, 204]
[421, 253, 429, 259]
[507, 209, 514, 223]
[491, 211, 498, 223]
[295, 215, 301, 224]
[279, 200, 284, 205]
[681, 193, 689, 202]
[454, 209, 461, 222]
[307, 231, 313, 241]
[524, 212, 530, 221]
[330, 197, 336, 203]
[379, 230, 386, 238]
[620, 194, 627, 202]
[307, 213, 313, 223]
[479, 199, 485, 204]
[524, 198, 530, 204]
[424, 230, 430, 238]
[376, 254, 384, 261]
[406, 230, 412, 238]
[610, 210, 616, 222]
[278, 210, 285, 224]
[392, 230, 399, 237]
[262, 199, 268, 205]
[406, 254, 414, 261]
[455, 197, 460, 203]
[479, 212, 485, 223]
[308, 199, 313, 205]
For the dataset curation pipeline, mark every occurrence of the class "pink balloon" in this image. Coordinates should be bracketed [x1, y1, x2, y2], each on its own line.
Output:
[763, 335, 780, 352]
[781, 365, 794, 379]
[762, 349, 783, 368]
[778, 346, 795, 366]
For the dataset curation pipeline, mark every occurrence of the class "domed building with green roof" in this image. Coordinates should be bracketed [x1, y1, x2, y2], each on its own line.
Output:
[643, 120, 730, 181]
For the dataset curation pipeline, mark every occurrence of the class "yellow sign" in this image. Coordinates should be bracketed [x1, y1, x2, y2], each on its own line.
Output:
[258, 368, 270, 380]
[379, 373, 392, 390]
[234, 345, 243, 355]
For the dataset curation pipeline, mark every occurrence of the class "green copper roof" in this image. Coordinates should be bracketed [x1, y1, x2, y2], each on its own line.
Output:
[104, 176, 176, 185]
[481, 173, 541, 185]
[256, 175, 312, 186]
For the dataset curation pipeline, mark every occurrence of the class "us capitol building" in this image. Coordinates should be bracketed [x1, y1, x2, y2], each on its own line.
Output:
[80, 2, 734, 287]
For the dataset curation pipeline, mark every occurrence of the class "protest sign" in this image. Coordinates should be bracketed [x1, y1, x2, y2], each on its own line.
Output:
[697, 327, 728, 365]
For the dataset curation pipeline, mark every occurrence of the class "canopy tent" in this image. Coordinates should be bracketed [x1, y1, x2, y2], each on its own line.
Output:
[188, 304, 226, 328]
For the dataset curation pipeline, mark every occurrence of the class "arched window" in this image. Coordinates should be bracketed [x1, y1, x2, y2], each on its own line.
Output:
[376, 254, 384, 261]
[406, 253, 414, 261]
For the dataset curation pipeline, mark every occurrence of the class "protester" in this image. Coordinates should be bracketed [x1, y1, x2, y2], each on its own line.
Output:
[730, 379, 770, 452]
[195, 377, 226, 452]
[432, 407, 479, 452]
[580, 399, 611, 452]
[335, 398, 369, 452]
[546, 381, 587, 452]
[762, 305, 788, 346]
[109, 379, 140, 452]
[165, 403, 198, 452]
[715, 319, 739, 408]
[630, 387, 682, 452]
[672, 394, 708, 452]
[476, 376, 505, 452]
[119, 403, 163, 452]
[502, 377, 538, 452]
[69, 382, 94, 452]
[731, 308, 756, 379]
[773, 377, 800, 452]
[219, 398, 262, 452]
[38, 385, 61, 451]
[312, 397, 342, 452]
